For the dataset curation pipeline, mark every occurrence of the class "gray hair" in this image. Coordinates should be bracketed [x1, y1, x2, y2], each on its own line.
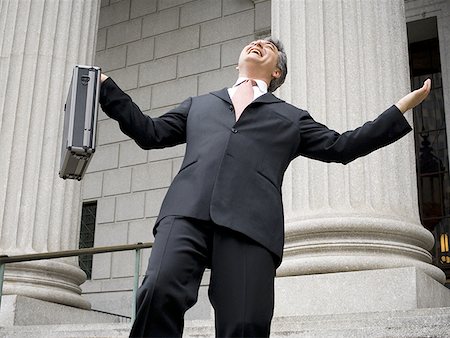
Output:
[264, 37, 287, 92]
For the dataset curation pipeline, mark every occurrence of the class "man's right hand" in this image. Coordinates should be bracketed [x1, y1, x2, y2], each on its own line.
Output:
[395, 78, 431, 114]
[101, 73, 109, 83]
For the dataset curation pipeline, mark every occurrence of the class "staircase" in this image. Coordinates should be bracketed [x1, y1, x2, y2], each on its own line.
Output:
[1, 307, 450, 337]
[3, 268, 450, 337]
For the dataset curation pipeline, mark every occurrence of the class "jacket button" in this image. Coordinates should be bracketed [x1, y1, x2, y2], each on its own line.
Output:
[229, 105, 234, 110]
[231, 128, 238, 133]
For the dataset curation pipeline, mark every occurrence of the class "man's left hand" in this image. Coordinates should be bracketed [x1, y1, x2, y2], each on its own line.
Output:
[395, 78, 431, 114]
[100, 73, 109, 84]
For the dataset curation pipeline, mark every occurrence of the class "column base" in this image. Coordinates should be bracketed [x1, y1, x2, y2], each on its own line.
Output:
[0, 295, 122, 326]
[280, 216, 446, 283]
[3, 260, 90, 310]
[274, 266, 450, 317]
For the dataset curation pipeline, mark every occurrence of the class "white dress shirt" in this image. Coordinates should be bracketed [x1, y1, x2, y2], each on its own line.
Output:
[227, 77, 268, 101]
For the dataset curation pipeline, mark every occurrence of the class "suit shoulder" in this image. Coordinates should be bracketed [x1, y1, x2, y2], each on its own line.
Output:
[192, 91, 227, 102]
[271, 100, 310, 121]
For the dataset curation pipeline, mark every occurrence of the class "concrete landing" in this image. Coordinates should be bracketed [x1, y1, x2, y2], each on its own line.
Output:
[1, 306, 450, 337]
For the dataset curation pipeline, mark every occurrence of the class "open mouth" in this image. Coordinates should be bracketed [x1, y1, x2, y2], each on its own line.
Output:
[249, 48, 262, 56]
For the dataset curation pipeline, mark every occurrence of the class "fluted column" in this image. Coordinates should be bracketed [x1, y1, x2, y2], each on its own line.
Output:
[272, 0, 445, 283]
[0, 0, 100, 308]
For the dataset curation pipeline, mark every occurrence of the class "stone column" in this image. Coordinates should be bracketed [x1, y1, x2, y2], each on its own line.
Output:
[272, 0, 445, 283]
[0, 0, 100, 309]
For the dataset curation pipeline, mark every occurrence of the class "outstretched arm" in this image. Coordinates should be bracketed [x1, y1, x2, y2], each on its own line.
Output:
[296, 81, 432, 164]
[395, 78, 431, 114]
[99, 73, 190, 150]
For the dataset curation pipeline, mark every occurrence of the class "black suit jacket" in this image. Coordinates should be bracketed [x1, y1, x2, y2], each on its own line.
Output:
[100, 78, 412, 265]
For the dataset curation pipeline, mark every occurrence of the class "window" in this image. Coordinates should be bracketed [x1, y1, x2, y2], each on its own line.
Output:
[408, 17, 450, 284]
[79, 201, 97, 279]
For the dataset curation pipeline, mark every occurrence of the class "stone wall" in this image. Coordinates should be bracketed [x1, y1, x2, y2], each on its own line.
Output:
[81, 0, 271, 317]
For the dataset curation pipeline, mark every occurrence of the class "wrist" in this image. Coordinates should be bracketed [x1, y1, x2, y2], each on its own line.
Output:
[395, 102, 407, 114]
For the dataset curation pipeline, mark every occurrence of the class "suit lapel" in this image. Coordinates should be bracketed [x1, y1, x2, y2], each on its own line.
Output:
[210, 88, 232, 105]
[251, 92, 284, 105]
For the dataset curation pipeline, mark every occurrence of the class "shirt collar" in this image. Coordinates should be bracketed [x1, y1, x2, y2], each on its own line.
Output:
[233, 77, 268, 94]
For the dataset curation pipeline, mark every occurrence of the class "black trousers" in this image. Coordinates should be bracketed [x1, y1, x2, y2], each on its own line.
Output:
[129, 216, 277, 338]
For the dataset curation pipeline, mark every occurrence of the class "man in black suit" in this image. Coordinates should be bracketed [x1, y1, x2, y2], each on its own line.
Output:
[99, 37, 430, 338]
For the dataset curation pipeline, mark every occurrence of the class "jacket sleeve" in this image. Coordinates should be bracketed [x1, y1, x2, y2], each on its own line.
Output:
[99, 77, 191, 150]
[296, 105, 412, 164]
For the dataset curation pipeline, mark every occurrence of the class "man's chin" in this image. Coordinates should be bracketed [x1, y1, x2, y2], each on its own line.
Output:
[241, 55, 264, 65]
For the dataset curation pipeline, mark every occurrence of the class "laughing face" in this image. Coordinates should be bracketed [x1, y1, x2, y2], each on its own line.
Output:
[237, 40, 281, 85]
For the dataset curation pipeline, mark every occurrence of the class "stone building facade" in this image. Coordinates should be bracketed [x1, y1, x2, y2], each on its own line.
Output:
[79, 0, 450, 318]
[0, 0, 449, 327]
[82, 0, 271, 317]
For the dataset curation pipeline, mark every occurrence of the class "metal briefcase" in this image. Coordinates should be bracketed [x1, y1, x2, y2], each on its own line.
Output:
[59, 65, 101, 180]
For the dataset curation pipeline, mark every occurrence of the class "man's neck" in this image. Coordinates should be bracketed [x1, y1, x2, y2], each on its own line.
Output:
[233, 77, 268, 94]
[238, 72, 270, 88]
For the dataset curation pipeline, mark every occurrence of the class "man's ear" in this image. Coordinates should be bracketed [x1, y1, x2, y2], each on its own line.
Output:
[272, 68, 281, 79]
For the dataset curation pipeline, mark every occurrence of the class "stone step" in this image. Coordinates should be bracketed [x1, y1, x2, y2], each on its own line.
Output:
[268, 306, 450, 337]
[0, 295, 130, 326]
[1, 306, 449, 337]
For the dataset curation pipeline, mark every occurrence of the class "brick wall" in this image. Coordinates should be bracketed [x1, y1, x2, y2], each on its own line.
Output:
[81, 0, 271, 317]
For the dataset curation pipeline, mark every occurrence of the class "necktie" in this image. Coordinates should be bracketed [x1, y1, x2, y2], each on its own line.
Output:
[231, 80, 255, 121]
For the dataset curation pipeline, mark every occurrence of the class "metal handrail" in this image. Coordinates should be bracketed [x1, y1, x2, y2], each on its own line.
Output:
[0, 242, 153, 323]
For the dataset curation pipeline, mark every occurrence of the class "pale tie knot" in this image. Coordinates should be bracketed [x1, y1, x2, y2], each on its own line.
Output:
[231, 79, 256, 121]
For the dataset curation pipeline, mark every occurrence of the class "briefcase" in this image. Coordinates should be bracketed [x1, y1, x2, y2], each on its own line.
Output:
[59, 65, 101, 180]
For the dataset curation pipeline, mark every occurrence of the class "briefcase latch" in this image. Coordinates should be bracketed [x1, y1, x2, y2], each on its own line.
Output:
[81, 75, 90, 85]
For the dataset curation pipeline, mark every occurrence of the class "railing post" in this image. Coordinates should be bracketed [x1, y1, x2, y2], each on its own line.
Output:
[0, 261, 5, 310]
[132, 244, 142, 323]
